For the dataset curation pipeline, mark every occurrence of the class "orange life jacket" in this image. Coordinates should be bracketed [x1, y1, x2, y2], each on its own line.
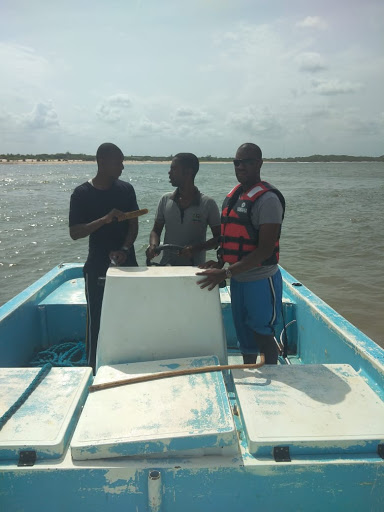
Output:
[219, 181, 285, 264]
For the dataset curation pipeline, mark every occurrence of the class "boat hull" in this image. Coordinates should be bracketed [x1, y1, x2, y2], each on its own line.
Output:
[1, 455, 384, 512]
[0, 263, 383, 511]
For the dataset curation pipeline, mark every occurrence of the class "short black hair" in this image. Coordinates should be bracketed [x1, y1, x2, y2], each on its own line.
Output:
[96, 143, 123, 164]
[238, 143, 262, 160]
[174, 153, 199, 177]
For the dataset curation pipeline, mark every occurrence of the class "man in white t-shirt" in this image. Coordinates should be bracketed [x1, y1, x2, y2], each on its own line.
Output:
[196, 143, 285, 365]
[146, 153, 221, 266]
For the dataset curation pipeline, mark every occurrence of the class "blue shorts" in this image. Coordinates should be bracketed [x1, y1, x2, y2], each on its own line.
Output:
[230, 270, 282, 354]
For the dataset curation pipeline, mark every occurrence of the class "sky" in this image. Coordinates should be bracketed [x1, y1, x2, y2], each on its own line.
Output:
[1, 0, 383, 158]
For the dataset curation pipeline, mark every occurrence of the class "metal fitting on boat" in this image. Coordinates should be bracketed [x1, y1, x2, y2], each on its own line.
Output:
[148, 470, 162, 512]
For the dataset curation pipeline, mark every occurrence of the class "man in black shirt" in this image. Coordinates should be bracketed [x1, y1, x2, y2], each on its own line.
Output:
[69, 142, 139, 371]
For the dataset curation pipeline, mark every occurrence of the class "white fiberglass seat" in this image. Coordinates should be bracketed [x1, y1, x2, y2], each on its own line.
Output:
[95, 266, 227, 370]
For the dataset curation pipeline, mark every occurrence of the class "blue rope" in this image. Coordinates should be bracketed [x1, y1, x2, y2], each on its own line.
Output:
[29, 341, 87, 367]
[0, 363, 52, 431]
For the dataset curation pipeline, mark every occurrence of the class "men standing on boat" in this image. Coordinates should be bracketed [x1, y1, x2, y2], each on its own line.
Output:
[69, 142, 139, 372]
[146, 153, 221, 266]
[196, 143, 285, 365]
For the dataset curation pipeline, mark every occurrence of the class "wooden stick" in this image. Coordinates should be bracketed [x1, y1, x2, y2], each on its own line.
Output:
[89, 354, 265, 393]
[120, 208, 149, 220]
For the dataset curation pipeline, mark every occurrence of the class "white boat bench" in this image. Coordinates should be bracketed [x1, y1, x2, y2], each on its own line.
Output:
[96, 266, 228, 370]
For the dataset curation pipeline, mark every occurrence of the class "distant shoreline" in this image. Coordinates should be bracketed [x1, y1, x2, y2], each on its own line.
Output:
[0, 159, 173, 165]
[1, 158, 383, 165]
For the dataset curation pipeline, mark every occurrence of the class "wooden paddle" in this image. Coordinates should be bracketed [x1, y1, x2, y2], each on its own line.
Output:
[112, 208, 149, 222]
[89, 355, 265, 393]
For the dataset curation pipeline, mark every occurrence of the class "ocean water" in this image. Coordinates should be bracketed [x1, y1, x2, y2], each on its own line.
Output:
[1, 161, 383, 347]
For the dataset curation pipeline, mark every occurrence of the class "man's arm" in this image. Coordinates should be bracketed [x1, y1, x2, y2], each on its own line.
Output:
[180, 197, 221, 258]
[146, 221, 165, 260]
[122, 218, 139, 248]
[199, 224, 221, 251]
[196, 223, 281, 290]
[109, 218, 139, 265]
[179, 224, 220, 258]
[69, 208, 128, 240]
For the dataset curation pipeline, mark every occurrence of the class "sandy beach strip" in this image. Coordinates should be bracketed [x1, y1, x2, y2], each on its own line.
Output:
[0, 159, 232, 165]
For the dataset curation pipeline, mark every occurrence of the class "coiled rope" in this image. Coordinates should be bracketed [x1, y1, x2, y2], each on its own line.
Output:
[29, 341, 87, 367]
[0, 363, 52, 431]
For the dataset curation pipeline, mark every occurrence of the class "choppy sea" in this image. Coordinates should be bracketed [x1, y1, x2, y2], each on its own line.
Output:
[1, 161, 383, 348]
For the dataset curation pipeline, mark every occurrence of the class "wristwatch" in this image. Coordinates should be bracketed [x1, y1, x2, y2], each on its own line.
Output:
[120, 246, 130, 253]
[225, 267, 232, 279]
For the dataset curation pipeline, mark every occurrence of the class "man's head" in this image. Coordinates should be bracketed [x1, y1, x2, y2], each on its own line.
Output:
[96, 143, 124, 180]
[169, 153, 199, 187]
[233, 143, 263, 190]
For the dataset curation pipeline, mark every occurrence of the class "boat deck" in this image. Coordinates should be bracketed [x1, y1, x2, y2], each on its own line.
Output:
[1, 264, 384, 511]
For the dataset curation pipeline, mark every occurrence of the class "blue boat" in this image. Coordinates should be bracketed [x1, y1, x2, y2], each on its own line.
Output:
[0, 263, 383, 511]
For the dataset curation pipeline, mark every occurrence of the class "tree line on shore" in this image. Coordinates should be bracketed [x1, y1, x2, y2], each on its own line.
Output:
[1, 152, 383, 163]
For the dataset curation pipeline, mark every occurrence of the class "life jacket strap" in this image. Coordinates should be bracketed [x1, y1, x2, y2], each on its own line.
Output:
[219, 234, 258, 245]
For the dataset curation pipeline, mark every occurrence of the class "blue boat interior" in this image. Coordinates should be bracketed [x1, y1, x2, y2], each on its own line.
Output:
[2, 264, 382, 380]
[0, 263, 383, 511]
[0, 264, 298, 367]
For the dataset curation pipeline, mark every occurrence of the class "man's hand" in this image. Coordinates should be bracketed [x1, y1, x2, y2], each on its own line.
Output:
[146, 244, 159, 261]
[109, 249, 128, 266]
[70, 209, 137, 241]
[179, 245, 194, 260]
[198, 260, 223, 269]
[104, 209, 127, 224]
[196, 268, 226, 291]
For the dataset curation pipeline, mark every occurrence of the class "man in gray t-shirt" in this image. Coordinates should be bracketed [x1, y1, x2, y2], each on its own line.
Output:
[146, 153, 221, 266]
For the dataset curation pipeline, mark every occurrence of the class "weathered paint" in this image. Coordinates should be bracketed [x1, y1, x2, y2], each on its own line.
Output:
[233, 364, 384, 457]
[71, 356, 237, 460]
[0, 263, 384, 510]
[0, 367, 92, 461]
[1, 454, 383, 511]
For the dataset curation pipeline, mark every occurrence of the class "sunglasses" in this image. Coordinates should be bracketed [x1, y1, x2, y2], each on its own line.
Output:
[233, 158, 258, 167]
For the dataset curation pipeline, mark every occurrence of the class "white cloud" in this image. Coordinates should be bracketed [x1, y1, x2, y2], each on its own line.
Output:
[296, 16, 328, 30]
[130, 117, 172, 138]
[312, 79, 362, 95]
[296, 52, 326, 72]
[213, 22, 284, 62]
[23, 101, 59, 129]
[96, 94, 132, 123]
[303, 106, 337, 120]
[226, 107, 282, 137]
[172, 107, 211, 125]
